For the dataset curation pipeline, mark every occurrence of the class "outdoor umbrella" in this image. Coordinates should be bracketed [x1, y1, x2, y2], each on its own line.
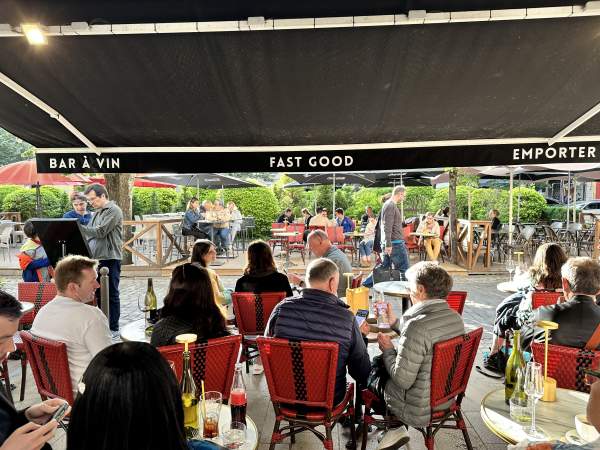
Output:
[88, 175, 176, 189]
[0, 159, 89, 216]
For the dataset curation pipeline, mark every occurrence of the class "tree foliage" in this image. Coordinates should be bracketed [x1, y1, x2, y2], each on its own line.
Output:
[0, 129, 33, 166]
[2, 186, 69, 220]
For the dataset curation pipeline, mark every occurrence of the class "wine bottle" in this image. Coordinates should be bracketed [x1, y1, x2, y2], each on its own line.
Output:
[230, 363, 247, 425]
[177, 334, 199, 438]
[505, 330, 526, 404]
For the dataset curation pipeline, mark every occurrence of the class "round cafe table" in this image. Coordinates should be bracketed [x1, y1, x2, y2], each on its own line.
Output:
[199, 405, 258, 450]
[480, 387, 589, 445]
[373, 281, 410, 298]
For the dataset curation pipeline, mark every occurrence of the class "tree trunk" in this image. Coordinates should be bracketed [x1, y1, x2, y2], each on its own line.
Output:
[448, 168, 459, 265]
[105, 173, 134, 265]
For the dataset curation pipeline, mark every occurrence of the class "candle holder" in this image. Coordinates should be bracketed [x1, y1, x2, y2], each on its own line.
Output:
[537, 320, 558, 402]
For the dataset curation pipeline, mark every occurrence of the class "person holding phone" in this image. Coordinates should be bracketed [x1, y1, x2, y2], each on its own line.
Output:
[0, 290, 69, 450]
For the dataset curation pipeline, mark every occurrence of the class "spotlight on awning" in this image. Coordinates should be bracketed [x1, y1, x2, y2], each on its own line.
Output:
[21, 23, 47, 45]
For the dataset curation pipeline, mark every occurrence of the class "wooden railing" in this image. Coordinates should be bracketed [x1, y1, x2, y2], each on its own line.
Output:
[455, 220, 492, 270]
[122, 219, 188, 267]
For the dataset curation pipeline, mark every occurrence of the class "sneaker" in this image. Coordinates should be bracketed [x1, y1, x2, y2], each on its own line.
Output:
[483, 351, 506, 374]
[110, 330, 121, 340]
[376, 427, 410, 450]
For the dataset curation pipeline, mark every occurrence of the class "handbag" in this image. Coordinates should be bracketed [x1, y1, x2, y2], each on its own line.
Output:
[367, 355, 389, 400]
[372, 265, 403, 284]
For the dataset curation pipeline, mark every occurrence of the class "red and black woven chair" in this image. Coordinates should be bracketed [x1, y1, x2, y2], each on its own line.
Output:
[257, 337, 356, 450]
[531, 343, 600, 393]
[287, 223, 306, 264]
[17, 282, 58, 327]
[232, 292, 286, 373]
[19, 331, 74, 405]
[268, 223, 287, 251]
[531, 291, 562, 310]
[335, 226, 356, 260]
[158, 335, 241, 402]
[361, 327, 483, 450]
[446, 291, 467, 315]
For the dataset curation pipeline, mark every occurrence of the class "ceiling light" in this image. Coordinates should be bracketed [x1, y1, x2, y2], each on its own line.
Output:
[21, 23, 47, 45]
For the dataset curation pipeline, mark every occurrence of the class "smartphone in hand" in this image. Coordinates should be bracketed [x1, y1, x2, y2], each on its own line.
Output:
[355, 309, 369, 327]
[45, 402, 69, 424]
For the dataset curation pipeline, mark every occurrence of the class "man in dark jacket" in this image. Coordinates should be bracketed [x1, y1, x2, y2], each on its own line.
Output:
[0, 290, 65, 449]
[265, 257, 371, 404]
[537, 257, 600, 348]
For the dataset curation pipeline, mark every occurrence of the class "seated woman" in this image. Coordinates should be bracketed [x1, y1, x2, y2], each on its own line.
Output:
[67, 341, 225, 450]
[212, 200, 231, 252]
[489, 208, 501, 232]
[484, 243, 567, 372]
[151, 263, 229, 347]
[358, 217, 376, 267]
[227, 201, 243, 244]
[190, 239, 231, 314]
[416, 212, 442, 261]
[182, 197, 208, 240]
[234, 240, 293, 297]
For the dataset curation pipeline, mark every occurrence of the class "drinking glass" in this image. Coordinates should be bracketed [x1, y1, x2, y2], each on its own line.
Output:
[505, 258, 516, 282]
[524, 362, 546, 440]
[222, 421, 247, 449]
[201, 391, 223, 439]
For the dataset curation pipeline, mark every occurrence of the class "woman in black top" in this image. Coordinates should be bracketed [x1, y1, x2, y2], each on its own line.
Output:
[489, 209, 501, 231]
[151, 263, 228, 347]
[235, 240, 293, 297]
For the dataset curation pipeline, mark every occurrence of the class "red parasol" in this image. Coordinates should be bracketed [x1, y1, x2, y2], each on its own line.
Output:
[0, 160, 89, 185]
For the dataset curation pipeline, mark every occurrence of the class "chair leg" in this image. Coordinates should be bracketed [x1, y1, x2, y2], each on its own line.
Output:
[19, 354, 27, 402]
[424, 427, 434, 450]
[270, 419, 281, 450]
[348, 413, 357, 450]
[456, 411, 473, 450]
[361, 415, 369, 450]
[324, 425, 334, 450]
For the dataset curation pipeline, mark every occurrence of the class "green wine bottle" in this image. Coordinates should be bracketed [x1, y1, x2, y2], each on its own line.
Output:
[505, 330, 526, 404]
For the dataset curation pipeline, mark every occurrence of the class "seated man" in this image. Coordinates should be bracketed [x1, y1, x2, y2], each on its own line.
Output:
[277, 208, 294, 224]
[375, 262, 464, 450]
[335, 208, 355, 233]
[0, 290, 62, 449]
[31, 255, 112, 396]
[308, 207, 331, 228]
[536, 257, 600, 349]
[266, 258, 371, 405]
[288, 230, 353, 298]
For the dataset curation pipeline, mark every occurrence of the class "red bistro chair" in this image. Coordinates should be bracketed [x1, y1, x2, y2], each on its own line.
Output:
[269, 223, 287, 251]
[232, 292, 286, 373]
[287, 223, 306, 264]
[335, 226, 356, 260]
[531, 291, 562, 310]
[257, 337, 356, 450]
[404, 223, 419, 253]
[158, 335, 241, 402]
[19, 331, 74, 405]
[18, 282, 58, 326]
[361, 327, 483, 450]
[532, 343, 600, 393]
[446, 291, 467, 315]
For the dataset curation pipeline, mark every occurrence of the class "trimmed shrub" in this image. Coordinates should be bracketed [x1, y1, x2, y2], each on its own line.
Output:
[427, 186, 474, 219]
[404, 187, 436, 217]
[222, 187, 279, 237]
[541, 206, 574, 223]
[2, 186, 70, 220]
[345, 188, 389, 218]
[132, 188, 180, 216]
[0, 185, 21, 208]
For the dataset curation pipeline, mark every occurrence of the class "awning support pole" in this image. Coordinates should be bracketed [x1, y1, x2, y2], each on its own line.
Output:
[548, 99, 600, 146]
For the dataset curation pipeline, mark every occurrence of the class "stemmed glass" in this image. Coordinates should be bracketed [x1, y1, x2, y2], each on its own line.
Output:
[524, 361, 546, 440]
[506, 258, 516, 282]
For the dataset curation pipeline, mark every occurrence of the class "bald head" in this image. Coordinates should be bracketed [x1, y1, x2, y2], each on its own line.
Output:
[306, 258, 339, 295]
[307, 229, 331, 257]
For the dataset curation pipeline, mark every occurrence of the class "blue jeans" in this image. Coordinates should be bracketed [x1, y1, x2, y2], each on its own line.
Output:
[359, 239, 374, 258]
[95, 259, 121, 331]
[381, 241, 410, 273]
[214, 228, 230, 249]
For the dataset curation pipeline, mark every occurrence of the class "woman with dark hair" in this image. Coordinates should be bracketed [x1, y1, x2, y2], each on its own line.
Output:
[234, 240, 293, 296]
[67, 342, 219, 450]
[151, 263, 228, 347]
[484, 243, 568, 372]
[182, 197, 208, 240]
[190, 239, 231, 312]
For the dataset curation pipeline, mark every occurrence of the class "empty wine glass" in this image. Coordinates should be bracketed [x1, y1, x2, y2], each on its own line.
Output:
[506, 258, 516, 282]
[524, 361, 546, 440]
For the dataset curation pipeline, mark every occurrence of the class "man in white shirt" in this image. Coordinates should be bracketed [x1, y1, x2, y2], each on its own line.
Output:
[31, 255, 112, 395]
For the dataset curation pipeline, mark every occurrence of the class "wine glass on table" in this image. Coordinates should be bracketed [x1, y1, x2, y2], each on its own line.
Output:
[222, 421, 246, 449]
[506, 258, 516, 282]
[524, 361, 546, 441]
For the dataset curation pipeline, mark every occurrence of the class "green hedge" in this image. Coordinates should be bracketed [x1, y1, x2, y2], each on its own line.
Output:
[0, 185, 21, 208]
[541, 206, 577, 222]
[132, 187, 180, 216]
[2, 186, 70, 220]
[222, 187, 279, 237]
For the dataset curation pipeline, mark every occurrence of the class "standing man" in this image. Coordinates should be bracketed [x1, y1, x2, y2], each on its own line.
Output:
[63, 193, 92, 225]
[82, 184, 123, 335]
[380, 185, 410, 276]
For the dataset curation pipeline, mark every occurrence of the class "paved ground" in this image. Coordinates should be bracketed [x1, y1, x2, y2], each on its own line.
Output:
[3, 273, 510, 450]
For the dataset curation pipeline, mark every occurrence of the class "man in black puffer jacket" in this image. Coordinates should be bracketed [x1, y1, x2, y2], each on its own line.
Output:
[265, 258, 371, 404]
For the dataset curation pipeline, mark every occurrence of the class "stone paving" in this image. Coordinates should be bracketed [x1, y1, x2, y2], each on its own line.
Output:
[2, 273, 512, 450]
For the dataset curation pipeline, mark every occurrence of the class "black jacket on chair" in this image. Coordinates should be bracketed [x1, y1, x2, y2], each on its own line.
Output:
[537, 295, 600, 349]
[0, 391, 51, 449]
